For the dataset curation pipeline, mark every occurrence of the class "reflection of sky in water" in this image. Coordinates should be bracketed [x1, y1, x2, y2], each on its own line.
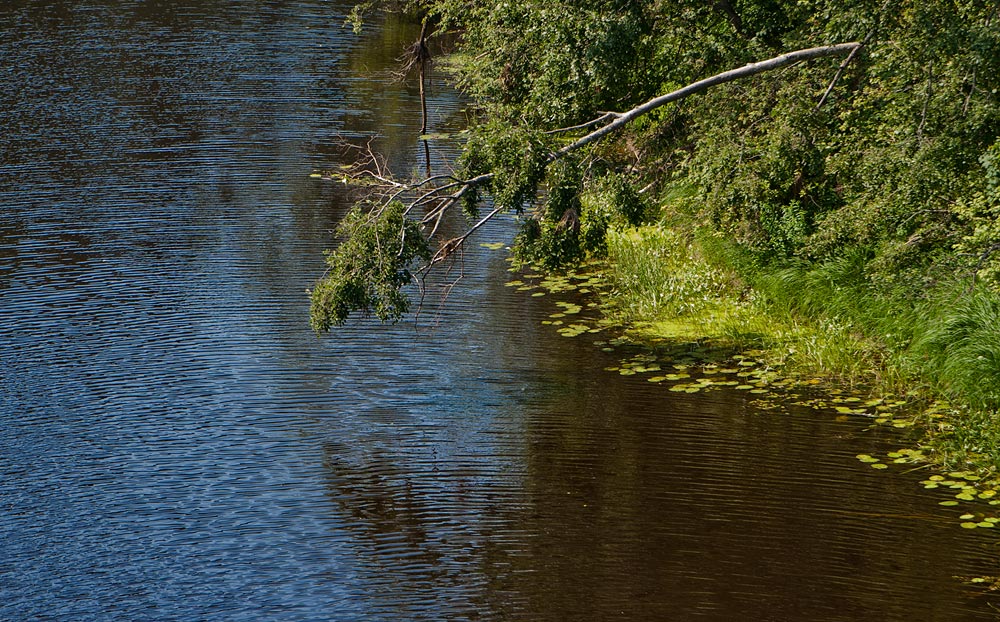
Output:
[0, 1, 475, 619]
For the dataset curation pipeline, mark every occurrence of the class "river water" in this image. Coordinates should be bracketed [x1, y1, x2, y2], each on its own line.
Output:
[2, 2, 1000, 620]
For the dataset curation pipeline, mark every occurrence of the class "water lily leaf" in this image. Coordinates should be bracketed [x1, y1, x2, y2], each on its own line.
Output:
[940, 500, 960, 506]
[978, 522, 996, 528]
[856, 454, 879, 463]
[961, 522, 979, 529]
[870, 463, 888, 470]
[960, 514, 976, 520]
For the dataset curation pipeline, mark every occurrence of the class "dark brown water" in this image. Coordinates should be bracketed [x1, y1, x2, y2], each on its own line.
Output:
[2, 2, 1000, 620]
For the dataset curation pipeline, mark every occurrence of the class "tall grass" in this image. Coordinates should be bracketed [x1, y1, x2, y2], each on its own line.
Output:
[603, 227, 735, 332]
[603, 222, 1000, 473]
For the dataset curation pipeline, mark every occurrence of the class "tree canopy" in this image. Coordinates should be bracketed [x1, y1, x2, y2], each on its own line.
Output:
[311, 0, 1000, 330]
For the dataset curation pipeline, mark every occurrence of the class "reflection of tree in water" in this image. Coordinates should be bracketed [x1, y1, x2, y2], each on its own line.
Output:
[321, 437, 511, 619]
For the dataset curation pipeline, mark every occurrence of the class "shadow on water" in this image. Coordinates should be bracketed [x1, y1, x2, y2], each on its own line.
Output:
[2, 1, 1000, 621]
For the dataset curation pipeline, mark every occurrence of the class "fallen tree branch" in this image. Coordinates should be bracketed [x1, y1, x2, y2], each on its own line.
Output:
[816, 32, 874, 109]
[415, 42, 863, 207]
[311, 42, 864, 328]
[562, 42, 861, 156]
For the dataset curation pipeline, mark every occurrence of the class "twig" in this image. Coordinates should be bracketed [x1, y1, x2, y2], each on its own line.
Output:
[543, 112, 619, 135]
[816, 30, 874, 110]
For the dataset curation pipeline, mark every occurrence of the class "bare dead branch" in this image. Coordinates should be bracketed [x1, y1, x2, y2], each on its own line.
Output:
[816, 31, 874, 110]
[423, 205, 504, 270]
[543, 111, 619, 135]
[560, 42, 861, 156]
[325, 42, 863, 279]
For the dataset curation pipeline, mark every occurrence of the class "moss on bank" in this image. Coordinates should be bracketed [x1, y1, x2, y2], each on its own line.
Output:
[599, 221, 1000, 481]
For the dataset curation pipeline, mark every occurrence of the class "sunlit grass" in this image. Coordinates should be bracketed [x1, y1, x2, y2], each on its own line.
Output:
[602, 222, 1000, 475]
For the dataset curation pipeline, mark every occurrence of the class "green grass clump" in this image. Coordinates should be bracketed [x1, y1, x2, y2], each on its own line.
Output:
[604, 227, 729, 322]
[602, 222, 1000, 475]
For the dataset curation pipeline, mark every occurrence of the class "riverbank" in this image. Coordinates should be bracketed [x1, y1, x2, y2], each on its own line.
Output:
[595, 216, 1000, 485]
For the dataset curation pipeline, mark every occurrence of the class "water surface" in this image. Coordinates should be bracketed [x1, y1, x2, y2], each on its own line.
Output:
[2, 2, 1000, 620]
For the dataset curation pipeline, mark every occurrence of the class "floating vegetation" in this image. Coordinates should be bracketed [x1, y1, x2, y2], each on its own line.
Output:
[514, 259, 1000, 549]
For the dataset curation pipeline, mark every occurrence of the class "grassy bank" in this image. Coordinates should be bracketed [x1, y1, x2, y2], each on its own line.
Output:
[600, 222, 1000, 478]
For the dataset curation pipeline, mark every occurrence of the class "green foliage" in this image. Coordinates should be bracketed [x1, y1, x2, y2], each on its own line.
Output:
[510, 158, 586, 269]
[309, 202, 430, 330]
[334, 0, 1000, 327]
[953, 141, 1000, 285]
[446, 2, 659, 127]
[458, 121, 552, 213]
[512, 169, 649, 269]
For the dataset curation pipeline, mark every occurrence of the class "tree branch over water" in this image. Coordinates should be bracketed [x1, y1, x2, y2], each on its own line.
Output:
[309, 42, 862, 331]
